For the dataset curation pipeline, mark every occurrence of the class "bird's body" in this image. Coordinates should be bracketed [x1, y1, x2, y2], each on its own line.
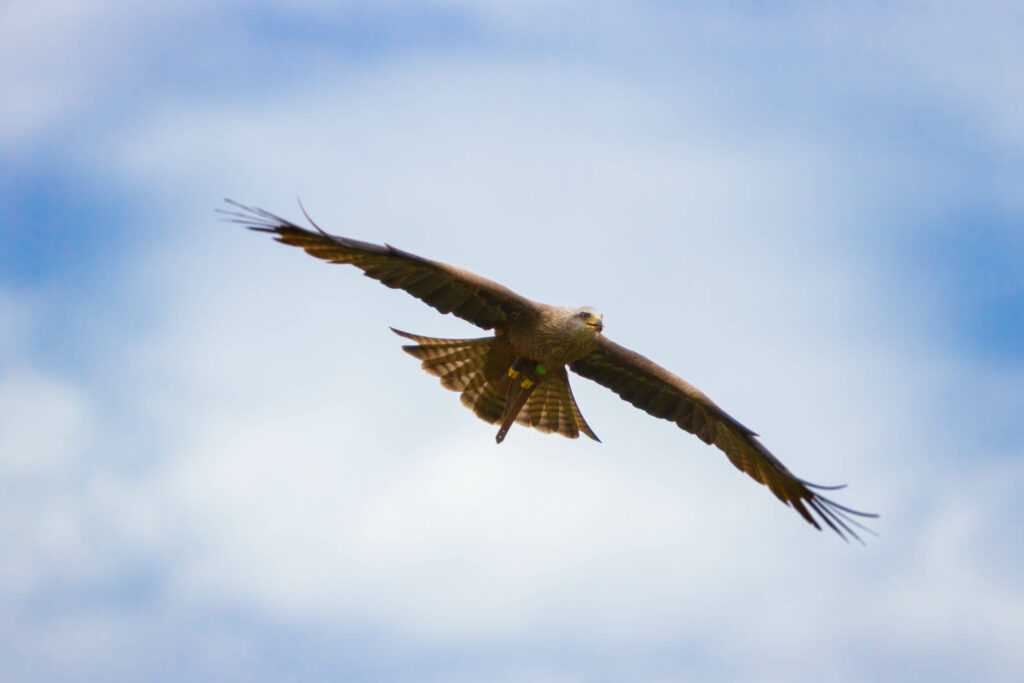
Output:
[223, 200, 876, 541]
[507, 305, 604, 367]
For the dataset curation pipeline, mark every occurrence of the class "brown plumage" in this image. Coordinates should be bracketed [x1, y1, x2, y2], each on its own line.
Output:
[389, 329, 598, 442]
[223, 199, 877, 542]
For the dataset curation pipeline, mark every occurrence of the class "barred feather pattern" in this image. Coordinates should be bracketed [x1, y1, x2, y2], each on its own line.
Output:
[391, 329, 509, 422]
[392, 329, 598, 441]
[515, 366, 599, 441]
[222, 201, 534, 330]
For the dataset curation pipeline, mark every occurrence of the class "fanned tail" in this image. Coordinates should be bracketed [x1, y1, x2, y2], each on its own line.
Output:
[392, 328, 598, 442]
[515, 367, 599, 441]
[391, 328, 514, 425]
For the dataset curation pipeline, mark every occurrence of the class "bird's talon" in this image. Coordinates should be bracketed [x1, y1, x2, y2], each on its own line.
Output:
[508, 368, 520, 379]
[520, 378, 534, 389]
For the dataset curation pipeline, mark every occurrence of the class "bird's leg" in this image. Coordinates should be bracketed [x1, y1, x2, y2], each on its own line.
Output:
[496, 359, 542, 443]
[507, 358, 541, 388]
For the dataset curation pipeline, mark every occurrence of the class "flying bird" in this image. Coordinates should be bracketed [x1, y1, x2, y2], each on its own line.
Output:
[223, 200, 876, 541]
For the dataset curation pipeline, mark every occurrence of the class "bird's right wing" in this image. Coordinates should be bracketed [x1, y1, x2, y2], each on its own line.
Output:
[570, 336, 876, 541]
[222, 200, 540, 330]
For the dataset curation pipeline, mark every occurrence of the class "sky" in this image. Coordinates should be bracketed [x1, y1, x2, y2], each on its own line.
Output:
[2, 1, 1023, 681]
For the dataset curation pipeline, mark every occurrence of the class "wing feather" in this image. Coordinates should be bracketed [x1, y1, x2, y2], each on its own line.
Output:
[571, 336, 876, 542]
[222, 200, 539, 330]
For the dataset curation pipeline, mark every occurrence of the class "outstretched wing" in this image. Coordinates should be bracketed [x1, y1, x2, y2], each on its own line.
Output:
[570, 336, 876, 541]
[222, 200, 540, 330]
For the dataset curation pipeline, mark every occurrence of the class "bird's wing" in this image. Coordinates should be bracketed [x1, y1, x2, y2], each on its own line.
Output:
[222, 200, 540, 330]
[570, 336, 876, 541]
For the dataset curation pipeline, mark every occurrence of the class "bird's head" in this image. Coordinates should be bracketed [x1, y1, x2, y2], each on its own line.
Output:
[573, 306, 604, 334]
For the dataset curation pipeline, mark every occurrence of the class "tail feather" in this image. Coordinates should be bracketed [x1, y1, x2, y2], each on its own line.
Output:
[393, 328, 514, 424]
[392, 328, 598, 442]
[392, 328, 496, 392]
[516, 367, 599, 441]
[459, 371, 510, 424]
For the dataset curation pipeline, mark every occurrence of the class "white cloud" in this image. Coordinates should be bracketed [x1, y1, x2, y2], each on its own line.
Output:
[0, 370, 91, 477]
[45, 56, 1011, 675]
[0, 365, 97, 609]
[0, 0, 161, 144]
[4, 3, 1024, 680]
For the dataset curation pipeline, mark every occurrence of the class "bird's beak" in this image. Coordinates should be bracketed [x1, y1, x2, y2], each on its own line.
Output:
[587, 318, 604, 332]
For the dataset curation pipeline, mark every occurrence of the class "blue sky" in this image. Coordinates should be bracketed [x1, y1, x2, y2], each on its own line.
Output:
[2, 1, 1023, 681]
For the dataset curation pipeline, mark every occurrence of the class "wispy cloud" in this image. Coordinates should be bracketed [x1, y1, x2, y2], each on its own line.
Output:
[2, 2, 1022, 681]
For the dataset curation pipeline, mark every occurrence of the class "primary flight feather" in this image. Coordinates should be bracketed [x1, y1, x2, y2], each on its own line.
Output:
[223, 199, 876, 542]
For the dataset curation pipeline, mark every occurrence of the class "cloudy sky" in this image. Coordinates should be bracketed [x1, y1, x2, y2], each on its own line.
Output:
[2, 1, 1022, 681]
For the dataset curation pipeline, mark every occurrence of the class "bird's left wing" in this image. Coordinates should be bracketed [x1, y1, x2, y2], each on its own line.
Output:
[570, 336, 876, 541]
[221, 200, 540, 330]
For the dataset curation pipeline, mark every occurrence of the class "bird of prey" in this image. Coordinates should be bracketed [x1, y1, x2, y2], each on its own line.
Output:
[223, 200, 876, 541]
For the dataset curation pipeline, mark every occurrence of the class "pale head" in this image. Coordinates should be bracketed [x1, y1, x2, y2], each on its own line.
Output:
[573, 306, 604, 334]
